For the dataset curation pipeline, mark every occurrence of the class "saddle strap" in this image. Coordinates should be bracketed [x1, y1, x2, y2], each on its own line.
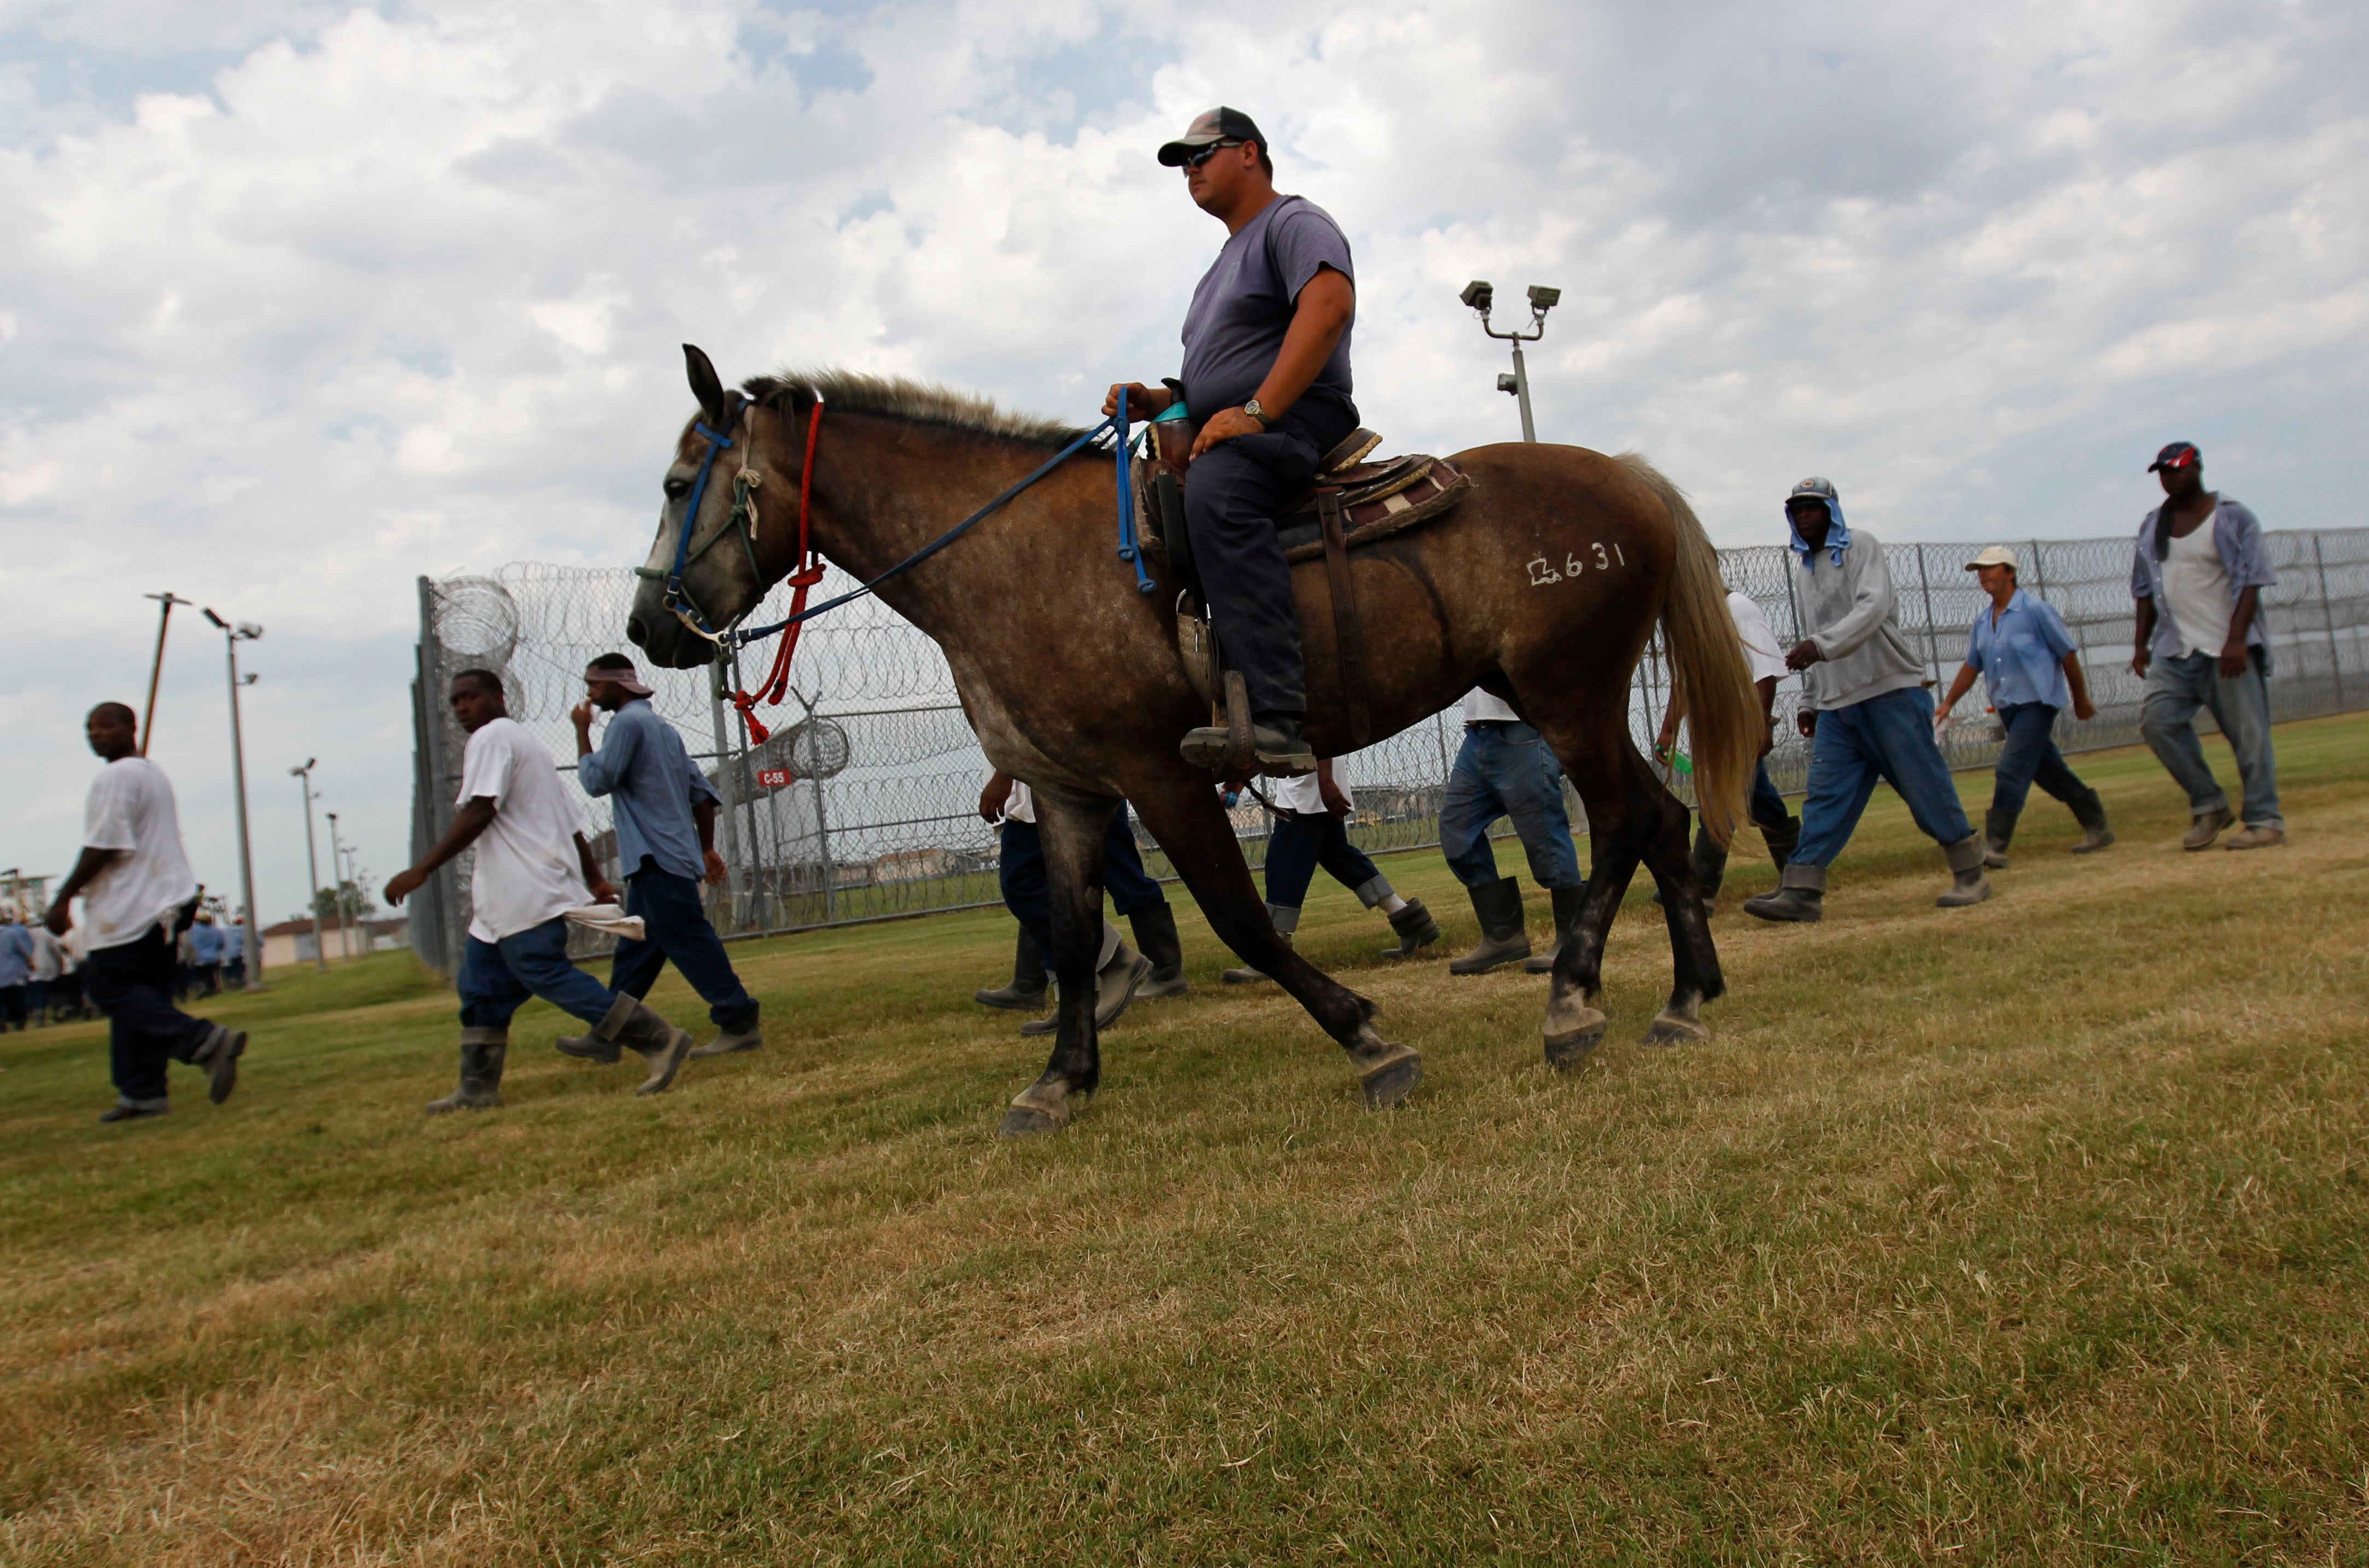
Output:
[1317, 490, 1372, 750]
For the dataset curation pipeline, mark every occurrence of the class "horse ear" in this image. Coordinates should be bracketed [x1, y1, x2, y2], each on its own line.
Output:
[684, 344, 729, 424]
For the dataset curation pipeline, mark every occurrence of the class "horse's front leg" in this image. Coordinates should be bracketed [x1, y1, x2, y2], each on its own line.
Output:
[1125, 771, 1421, 1109]
[998, 793, 1117, 1137]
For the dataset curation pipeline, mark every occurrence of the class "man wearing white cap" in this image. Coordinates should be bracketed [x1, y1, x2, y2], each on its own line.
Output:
[567, 652, 762, 1061]
[1934, 546, 2111, 865]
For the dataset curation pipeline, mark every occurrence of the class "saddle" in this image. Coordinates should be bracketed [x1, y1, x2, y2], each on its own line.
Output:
[1140, 417, 1476, 768]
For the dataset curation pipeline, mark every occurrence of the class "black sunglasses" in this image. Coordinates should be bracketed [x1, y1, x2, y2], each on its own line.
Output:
[1181, 139, 1247, 171]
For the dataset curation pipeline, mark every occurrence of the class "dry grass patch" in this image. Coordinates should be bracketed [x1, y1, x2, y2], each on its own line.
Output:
[3, 715, 2367, 1564]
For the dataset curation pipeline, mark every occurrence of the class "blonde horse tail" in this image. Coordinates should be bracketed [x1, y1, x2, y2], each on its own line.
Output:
[1618, 453, 1755, 848]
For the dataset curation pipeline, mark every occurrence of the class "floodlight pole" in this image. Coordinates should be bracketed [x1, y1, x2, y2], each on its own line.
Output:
[202, 609, 267, 990]
[139, 592, 193, 755]
[326, 812, 353, 961]
[291, 759, 329, 971]
[1460, 282, 1561, 443]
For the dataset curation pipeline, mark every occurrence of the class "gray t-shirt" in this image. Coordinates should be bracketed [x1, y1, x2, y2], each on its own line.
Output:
[1178, 195, 1356, 422]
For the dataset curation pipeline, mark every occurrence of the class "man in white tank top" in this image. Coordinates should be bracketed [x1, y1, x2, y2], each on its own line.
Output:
[2128, 442, 2283, 850]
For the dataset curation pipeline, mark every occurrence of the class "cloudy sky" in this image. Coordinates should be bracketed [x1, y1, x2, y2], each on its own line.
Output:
[3, 0, 2363, 934]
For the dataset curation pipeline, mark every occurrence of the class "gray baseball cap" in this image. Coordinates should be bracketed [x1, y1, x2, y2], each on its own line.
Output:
[1158, 106, 1267, 167]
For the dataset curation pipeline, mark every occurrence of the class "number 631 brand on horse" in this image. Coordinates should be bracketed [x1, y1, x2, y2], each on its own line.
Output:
[626, 347, 1759, 1136]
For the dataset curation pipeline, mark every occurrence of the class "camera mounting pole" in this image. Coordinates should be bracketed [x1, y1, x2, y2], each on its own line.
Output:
[1459, 281, 1561, 443]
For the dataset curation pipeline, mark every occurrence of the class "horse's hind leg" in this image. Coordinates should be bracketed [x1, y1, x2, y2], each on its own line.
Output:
[1124, 769, 1421, 1109]
[998, 792, 1117, 1137]
[1524, 694, 1721, 1062]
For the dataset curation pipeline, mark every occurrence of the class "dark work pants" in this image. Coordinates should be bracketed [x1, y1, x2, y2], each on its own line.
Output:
[1991, 702, 2091, 818]
[86, 926, 215, 1103]
[0, 985, 22, 1028]
[457, 918, 616, 1030]
[610, 861, 758, 1032]
[1263, 811, 1389, 912]
[1182, 406, 1355, 717]
[1695, 760, 1796, 854]
[1000, 809, 1166, 966]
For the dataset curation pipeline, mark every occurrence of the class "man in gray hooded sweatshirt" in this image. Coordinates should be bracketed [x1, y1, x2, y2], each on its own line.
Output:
[1743, 478, 1992, 922]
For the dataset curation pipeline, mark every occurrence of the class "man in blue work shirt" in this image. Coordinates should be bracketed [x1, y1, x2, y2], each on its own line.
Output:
[567, 653, 763, 1061]
[1106, 106, 1359, 777]
[1933, 546, 2112, 867]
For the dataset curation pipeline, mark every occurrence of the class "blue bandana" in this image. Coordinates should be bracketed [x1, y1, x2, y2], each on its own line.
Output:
[1786, 496, 1851, 568]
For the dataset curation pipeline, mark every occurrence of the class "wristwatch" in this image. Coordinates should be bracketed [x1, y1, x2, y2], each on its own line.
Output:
[1242, 398, 1274, 426]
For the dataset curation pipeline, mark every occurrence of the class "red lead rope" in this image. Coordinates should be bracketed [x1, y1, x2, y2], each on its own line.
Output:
[730, 398, 825, 746]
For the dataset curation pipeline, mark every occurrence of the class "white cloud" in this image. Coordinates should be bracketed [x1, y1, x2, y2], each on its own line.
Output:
[2, 0, 2365, 926]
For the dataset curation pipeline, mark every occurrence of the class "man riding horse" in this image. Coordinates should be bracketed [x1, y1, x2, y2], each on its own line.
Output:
[1105, 106, 1356, 779]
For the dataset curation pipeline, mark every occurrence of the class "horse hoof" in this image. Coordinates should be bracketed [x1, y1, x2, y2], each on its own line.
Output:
[996, 1081, 1085, 1138]
[997, 1105, 1064, 1138]
[1543, 1025, 1603, 1070]
[1642, 1012, 1711, 1047]
[1358, 1046, 1422, 1109]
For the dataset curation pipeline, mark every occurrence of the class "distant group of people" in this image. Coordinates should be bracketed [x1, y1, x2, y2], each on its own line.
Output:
[0, 913, 86, 1029]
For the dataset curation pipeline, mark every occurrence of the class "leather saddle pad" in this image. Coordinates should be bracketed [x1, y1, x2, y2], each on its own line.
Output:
[1275, 438, 1475, 561]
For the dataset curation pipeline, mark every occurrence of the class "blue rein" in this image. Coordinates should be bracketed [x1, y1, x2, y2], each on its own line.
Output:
[693, 388, 1159, 652]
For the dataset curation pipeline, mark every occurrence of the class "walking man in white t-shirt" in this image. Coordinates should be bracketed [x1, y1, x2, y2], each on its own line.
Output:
[46, 703, 246, 1122]
[386, 669, 699, 1111]
[2129, 442, 2283, 850]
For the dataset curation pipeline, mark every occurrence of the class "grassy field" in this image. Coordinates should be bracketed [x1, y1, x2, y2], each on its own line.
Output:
[4, 713, 2366, 1565]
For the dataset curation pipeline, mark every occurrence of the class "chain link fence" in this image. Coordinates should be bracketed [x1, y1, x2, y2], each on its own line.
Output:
[407, 529, 2369, 976]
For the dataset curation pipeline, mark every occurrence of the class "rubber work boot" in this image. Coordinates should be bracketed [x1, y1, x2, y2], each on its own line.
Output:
[1224, 904, 1295, 985]
[1525, 883, 1591, 973]
[586, 994, 697, 1096]
[973, 928, 1049, 1011]
[2183, 806, 2233, 851]
[1693, 831, 1730, 906]
[1021, 926, 1153, 1037]
[1761, 815, 1801, 876]
[1130, 903, 1189, 998]
[1451, 878, 1532, 975]
[99, 1096, 171, 1124]
[195, 1023, 247, 1105]
[1743, 863, 1825, 923]
[2068, 788, 2115, 854]
[1982, 805, 2017, 870]
[687, 1005, 763, 1059]
[1378, 897, 1442, 959]
[1936, 833, 1993, 908]
[426, 1027, 507, 1114]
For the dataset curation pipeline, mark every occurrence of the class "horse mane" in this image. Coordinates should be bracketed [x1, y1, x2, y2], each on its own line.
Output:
[742, 370, 1086, 448]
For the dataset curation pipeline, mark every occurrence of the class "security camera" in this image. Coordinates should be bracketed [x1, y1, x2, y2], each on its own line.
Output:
[1460, 280, 1495, 313]
[1497, 374, 1520, 395]
[1527, 285, 1561, 312]
[237, 622, 264, 640]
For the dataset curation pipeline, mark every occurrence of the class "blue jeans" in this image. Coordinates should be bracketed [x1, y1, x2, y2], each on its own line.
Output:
[458, 917, 617, 1031]
[1991, 703, 2093, 817]
[1439, 722, 1585, 890]
[610, 862, 758, 1032]
[1000, 808, 1167, 964]
[2139, 650, 2282, 828]
[1792, 687, 1974, 867]
[1263, 812, 1390, 924]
